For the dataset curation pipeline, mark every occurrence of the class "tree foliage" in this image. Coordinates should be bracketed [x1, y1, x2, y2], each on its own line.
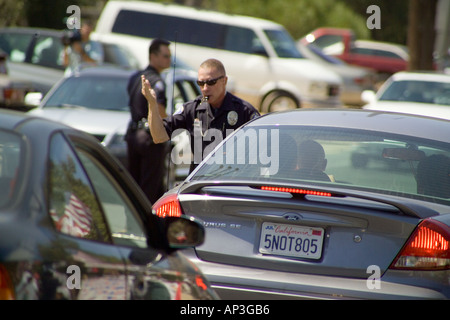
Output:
[0, 0, 97, 29]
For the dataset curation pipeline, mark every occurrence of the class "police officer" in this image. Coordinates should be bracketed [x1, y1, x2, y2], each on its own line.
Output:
[126, 38, 171, 204]
[142, 58, 260, 173]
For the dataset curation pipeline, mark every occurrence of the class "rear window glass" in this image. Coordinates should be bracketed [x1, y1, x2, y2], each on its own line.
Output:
[0, 32, 33, 62]
[43, 75, 130, 111]
[192, 125, 450, 205]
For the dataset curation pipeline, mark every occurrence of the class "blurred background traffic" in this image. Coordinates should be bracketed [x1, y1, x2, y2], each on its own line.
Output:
[0, 0, 448, 110]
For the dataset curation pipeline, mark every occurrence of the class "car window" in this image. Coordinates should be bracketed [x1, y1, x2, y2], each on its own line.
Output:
[43, 76, 129, 111]
[192, 126, 450, 205]
[113, 10, 163, 39]
[0, 32, 33, 62]
[224, 26, 262, 54]
[102, 42, 140, 69]
[312, 35, 345, 55]
[75, 147, 148, 249]
[0, 130, 22, 208]
[174, 79, 200, 105]
[379, 80, 450, 105]
[112, 10, 224, 48]
[351, 47, 403, 60]
[31, 35, 65, 69]
[48, 133, 111, 242]
[264, 29, 303, 58]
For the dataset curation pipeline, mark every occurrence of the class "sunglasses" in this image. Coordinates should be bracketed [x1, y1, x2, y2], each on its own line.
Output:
[197, 75, 224, 87]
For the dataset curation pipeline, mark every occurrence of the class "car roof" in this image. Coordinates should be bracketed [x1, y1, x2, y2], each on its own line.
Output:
[71, 66, 135, 78]
[68, 65, 197, 82]
[1, 108, 80, 132]
[0, 26, 62, 37]
[247, 109, 450, 143]
[355, 40, 409, 59]
[389, 71, 450, 83]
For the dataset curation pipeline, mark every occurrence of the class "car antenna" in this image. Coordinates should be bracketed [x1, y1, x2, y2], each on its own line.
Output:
[166, 32, 177, 191]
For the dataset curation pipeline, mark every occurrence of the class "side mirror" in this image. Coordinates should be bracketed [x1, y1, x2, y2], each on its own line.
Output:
[165, 215, 205, 249]
[24, 92, 43, 106]
[361, 90, 376, 104]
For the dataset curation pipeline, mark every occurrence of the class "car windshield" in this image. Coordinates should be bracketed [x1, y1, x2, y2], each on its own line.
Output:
[43, 75, 130, 111]
[264, 29, 303, 59]
[0, 130, 22, 208]
[379, 80, 450, 106]
[191, 125, 450, 205]
[307, 44, 345, 65]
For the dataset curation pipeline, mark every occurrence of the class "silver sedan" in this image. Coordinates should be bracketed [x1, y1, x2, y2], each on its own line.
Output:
[154, 108, 450, 300]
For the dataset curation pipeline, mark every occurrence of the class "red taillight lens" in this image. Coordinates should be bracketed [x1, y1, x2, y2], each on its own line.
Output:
[0, 265, 15, 300]
[260, 186, 332, 197]
[152, 194, 182, 218]
[390, 219, 450, 270]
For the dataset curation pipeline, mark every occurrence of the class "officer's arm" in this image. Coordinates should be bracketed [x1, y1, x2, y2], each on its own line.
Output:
[141, 75, 170, 143]
[158, 103, 168, 118]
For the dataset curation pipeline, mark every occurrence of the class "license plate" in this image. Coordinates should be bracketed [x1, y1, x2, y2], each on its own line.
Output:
[259, 222, 324, 260]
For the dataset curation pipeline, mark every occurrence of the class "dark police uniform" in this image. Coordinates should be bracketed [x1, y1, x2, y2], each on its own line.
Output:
[163, 92, 260, 172]
[126, 65, 169, 204]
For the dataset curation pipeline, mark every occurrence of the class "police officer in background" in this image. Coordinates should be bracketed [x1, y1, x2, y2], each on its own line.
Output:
[126, 39, 171, 204]
[142, 58, 260, 173]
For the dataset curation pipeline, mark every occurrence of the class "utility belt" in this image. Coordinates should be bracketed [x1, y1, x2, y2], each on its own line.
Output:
[129, 118, 149, 131]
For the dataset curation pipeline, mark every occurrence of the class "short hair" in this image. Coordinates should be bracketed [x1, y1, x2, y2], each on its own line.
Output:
[199, 58, 226, 75]
[149, 38, 170, 56]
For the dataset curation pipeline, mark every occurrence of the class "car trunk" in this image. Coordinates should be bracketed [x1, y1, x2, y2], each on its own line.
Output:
[178, 183, 422, 279]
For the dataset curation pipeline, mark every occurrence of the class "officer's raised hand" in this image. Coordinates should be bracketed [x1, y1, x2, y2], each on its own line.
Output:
[141, 75, 170, 144]
[141, 75, 157, 105]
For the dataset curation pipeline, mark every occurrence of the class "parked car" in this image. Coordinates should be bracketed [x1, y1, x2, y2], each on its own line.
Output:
[301, 28, 409, 82]
[297, 43, 376, 106]
[0, 57, 36, 111]
[0, 27, 140, 97]
[0, 109, 218, 300]
[362, 71, 450, 120]
[27, 66, 201, 184]
[0, 27, 65, 96]
[153, 108, 450, 299]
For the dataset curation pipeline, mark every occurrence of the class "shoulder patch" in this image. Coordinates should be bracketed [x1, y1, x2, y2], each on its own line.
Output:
[154, 80, 165, 91]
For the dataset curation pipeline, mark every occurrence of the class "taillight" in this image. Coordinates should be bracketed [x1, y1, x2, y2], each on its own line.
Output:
[259, 186, 332, 197]
[152, 194, 182, 218]
[390, 219, 450, 270]
[0, 265, 15, 300]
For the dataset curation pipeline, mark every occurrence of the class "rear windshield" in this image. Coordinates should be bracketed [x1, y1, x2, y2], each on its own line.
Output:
[191, 125, 450, 205]
[43, 76, 130, 111]
[0, 130, 22, 207]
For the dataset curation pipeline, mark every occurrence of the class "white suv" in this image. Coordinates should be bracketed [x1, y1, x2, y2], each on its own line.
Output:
[93, 1, 342, 112]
